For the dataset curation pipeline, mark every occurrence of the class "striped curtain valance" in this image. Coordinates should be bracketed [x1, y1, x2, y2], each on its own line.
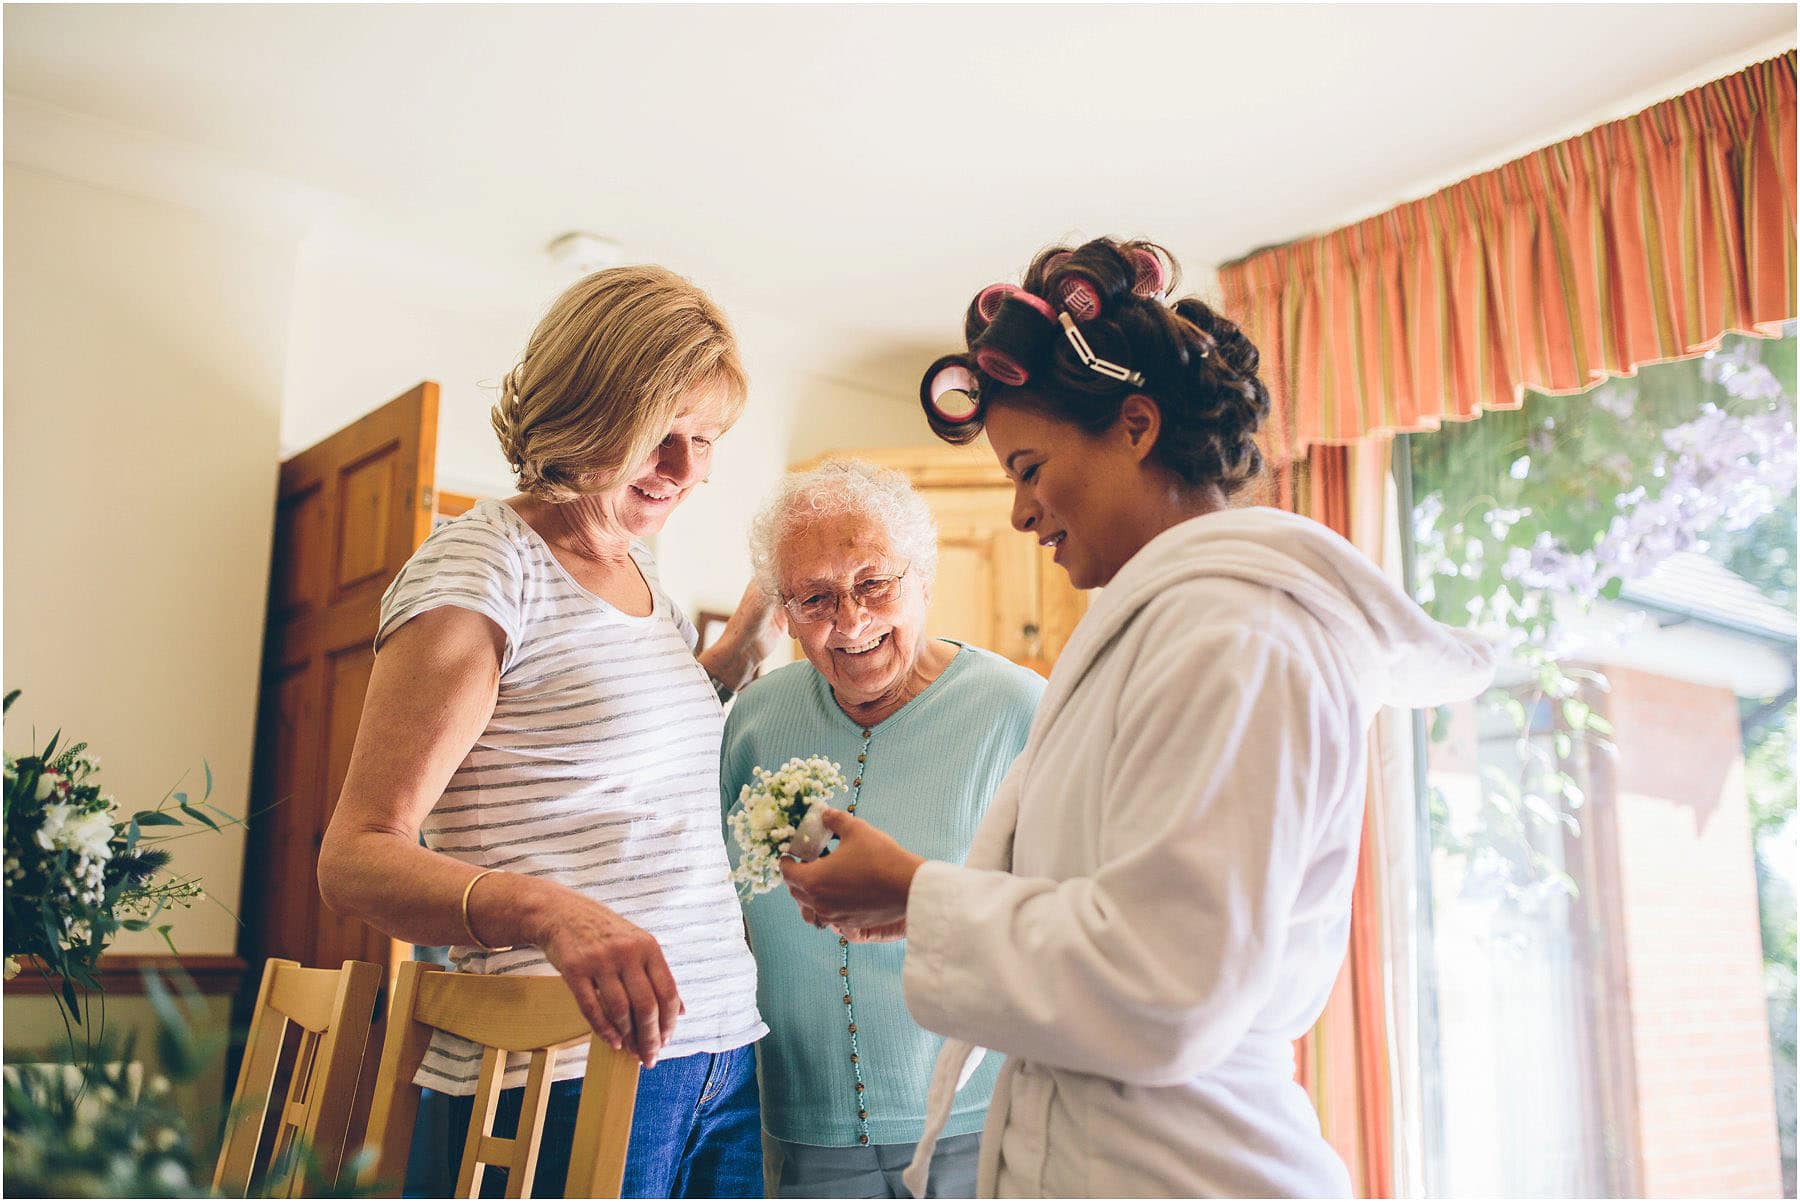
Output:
[1220, 51, 1796, 462]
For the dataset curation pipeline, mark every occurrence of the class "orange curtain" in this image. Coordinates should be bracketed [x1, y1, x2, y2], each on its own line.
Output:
[1241, 56, 1797, 1197]
[1287, 444, 1396, 1198]
[1224, 52, 1796, 463]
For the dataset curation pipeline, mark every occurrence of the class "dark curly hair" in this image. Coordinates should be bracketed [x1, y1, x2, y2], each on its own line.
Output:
[920, 237, 1270, 496]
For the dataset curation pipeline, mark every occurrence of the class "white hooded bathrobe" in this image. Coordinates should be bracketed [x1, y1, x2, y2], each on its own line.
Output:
[899, 507, 1496, 1198]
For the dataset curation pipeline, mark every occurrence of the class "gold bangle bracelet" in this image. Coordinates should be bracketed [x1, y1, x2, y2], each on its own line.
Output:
[459, 869, 515, 953]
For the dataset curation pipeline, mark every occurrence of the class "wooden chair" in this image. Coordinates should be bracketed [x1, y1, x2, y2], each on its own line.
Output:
[362, 961, 641, 1198]
[213, 957, 384, 1196]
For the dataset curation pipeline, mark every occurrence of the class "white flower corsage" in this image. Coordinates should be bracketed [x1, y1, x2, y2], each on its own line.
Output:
[727, 756, 847, 898]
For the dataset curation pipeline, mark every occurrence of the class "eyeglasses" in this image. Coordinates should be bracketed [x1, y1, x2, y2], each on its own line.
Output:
[782, 565, 910, 625]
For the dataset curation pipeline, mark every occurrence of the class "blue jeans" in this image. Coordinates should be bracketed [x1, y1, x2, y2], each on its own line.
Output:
[403, 1044, 762, 1198]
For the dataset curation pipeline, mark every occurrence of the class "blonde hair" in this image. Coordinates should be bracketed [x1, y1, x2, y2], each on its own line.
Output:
[491, 265, 748, 501]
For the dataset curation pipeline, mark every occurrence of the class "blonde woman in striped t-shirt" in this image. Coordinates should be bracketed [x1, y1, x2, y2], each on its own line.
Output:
[320, 265, 785, 1198]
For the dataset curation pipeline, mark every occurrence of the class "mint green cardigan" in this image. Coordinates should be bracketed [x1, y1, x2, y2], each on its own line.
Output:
[721, 642, 1043, 1146]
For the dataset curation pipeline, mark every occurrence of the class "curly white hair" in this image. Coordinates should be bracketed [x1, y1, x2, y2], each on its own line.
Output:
[749, 458, 939, 597]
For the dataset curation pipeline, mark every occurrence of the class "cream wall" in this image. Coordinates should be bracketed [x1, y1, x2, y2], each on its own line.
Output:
[279, 227, 545, 497]
[3, 163, 296, 955]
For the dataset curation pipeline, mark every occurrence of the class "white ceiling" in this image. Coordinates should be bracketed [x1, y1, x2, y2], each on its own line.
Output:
[6, 3, 1795, 381]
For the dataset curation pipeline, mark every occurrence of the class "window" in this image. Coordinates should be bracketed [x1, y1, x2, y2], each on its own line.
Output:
[1398, 334, 1796, 1197]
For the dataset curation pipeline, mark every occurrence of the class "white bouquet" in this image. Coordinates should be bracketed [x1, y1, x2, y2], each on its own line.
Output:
[727, 756, 847, 899]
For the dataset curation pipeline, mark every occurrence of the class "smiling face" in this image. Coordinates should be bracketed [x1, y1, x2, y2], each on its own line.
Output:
[984, 399, 1160, 589]
[588, 388, 727, 539]
[778, 513, 930, 710]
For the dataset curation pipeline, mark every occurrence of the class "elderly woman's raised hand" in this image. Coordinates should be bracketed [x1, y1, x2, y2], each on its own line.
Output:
[536, 889, 685, 1067]
[781, 808, 927, 932]
[719, 580, 788, 672]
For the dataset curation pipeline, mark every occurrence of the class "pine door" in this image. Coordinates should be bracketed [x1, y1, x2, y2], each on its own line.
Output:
[242, 382, 439, 978]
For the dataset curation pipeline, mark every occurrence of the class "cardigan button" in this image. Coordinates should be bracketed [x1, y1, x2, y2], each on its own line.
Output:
[839, 937, 849, 947]
[861, 729, 872, 738]
[854, 1081, 865, 1092]
[844, 994, 853, 1005]
[852, 777, 862, 787]
[858, 1134, 870, 1145]
[839, 966, 848, 976]
[858, 1108, 868, 1121]
[848, 1023, 857, 1033]
[857, 754, 867, 763]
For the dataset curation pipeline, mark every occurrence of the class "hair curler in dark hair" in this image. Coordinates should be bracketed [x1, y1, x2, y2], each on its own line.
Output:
[974, 283, 1019, 326]
[920, 353, 985, 444]
[972, 291, 1058, 386]
[919, 236, 1270, 497]
[1127, 245, 1170, 299]
[1040, 241, 1135, 323]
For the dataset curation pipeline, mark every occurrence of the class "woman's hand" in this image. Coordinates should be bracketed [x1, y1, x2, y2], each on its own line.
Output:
[701, 581, 788, 691]
[781, 809, 926, 931]
[534, 890, 685, 1068]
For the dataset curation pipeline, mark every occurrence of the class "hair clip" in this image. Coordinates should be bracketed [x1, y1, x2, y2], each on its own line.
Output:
[1059, 312, 1145, 386]
[922, 355, 981, 424]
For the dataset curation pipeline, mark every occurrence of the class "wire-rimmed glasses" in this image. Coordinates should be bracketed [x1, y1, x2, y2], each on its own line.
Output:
[781, 564, 911, 625]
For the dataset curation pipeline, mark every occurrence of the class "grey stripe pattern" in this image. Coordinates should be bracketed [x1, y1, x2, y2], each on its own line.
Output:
[377, 500, 765, 1095]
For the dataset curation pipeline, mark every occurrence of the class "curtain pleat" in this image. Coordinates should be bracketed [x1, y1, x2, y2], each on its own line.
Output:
[1225, 53, 1796, 461]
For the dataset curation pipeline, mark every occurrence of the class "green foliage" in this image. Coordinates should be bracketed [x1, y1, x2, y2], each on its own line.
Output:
[3, 691, 240, 1034]
[2, 970, 388, 1198]
[1407, 335, 1796, 911]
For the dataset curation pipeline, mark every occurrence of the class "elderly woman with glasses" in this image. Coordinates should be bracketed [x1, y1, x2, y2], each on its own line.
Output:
[721, 458, 1043, 1198]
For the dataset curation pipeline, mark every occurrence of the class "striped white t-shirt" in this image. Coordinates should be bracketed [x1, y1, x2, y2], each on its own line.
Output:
[376, 499, 766, 1093]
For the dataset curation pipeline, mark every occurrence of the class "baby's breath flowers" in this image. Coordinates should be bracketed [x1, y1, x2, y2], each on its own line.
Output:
[727, 756, 847, 898]
[3, 691, 230, 1026]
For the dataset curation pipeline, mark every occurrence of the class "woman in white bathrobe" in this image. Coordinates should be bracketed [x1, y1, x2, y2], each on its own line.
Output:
[783, 237, 1496, 1198]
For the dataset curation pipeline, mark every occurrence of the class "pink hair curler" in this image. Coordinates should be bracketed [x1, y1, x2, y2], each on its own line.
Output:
[975, 283, 1019, 326]
[975, 285, 1054, 329]
[921, 355, 981, 424]
[1009, 289, 1056, 321]
[973, 292, 1058, 386]
[974, 347, 1029, 386]
[1055, 271, 1104, 322]
[1128, 246, 1169, 299]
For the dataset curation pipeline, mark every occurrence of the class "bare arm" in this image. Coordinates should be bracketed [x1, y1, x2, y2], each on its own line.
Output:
[695, 580, 786, 691]
[317, 606, 683, 1065]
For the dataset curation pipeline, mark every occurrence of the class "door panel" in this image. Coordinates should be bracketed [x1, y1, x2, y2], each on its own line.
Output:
[242, 382, 439, 980]
[273, 485, 326, 619]
[931, 536, 999, 649]
[334, 445, 399, 594]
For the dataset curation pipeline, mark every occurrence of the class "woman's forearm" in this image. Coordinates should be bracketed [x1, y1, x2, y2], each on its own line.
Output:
[318, 825, 561, 950]
[697, 636, 758, 692]
[697, 582, 785, 690]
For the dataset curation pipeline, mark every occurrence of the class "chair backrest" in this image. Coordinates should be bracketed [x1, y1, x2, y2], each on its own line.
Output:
[213, 957, 384, 1197]
[362, 961, 641, 1199]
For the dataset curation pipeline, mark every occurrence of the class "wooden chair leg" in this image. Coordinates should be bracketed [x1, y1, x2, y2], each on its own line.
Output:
[567, 1038, 640, 1199]
[294, 960, 382, 1194]
[363, 961, 441, 1198]
[213, 957, 296, 1197]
